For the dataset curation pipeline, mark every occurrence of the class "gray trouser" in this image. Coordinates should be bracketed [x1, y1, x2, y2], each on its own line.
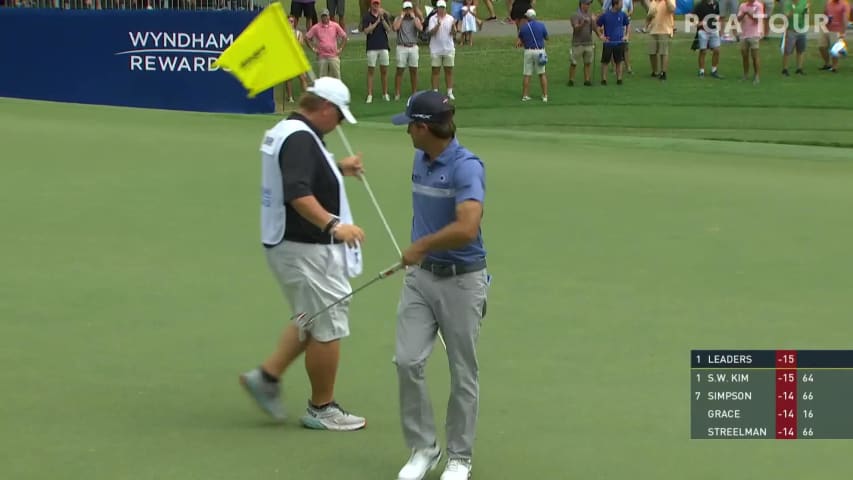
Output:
[394, 266, 489, 460]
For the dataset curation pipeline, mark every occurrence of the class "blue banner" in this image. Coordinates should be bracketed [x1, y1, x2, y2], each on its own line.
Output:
[0, 9, 273, 114]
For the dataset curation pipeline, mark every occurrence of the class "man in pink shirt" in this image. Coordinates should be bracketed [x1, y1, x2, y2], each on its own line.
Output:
[819, 0, 851, 72]
[306, 9, 348, 79]
[737, 0, 763, 84]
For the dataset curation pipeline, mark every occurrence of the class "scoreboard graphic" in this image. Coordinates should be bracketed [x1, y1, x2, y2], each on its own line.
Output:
[690, 350, 853, 439]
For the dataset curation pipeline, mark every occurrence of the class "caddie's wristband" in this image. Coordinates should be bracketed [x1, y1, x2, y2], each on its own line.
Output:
[323, 217, 340, 234]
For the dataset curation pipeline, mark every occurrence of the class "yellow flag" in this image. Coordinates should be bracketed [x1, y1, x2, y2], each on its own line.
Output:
[213, 3, 311, 98]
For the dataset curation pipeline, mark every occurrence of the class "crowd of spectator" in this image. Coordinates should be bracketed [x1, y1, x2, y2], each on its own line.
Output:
[4, 0, 849, 102]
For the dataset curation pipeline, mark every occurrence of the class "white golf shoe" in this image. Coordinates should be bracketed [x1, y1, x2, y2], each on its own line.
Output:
[440, 458, 472, 480]
[397, 444, 442, 480]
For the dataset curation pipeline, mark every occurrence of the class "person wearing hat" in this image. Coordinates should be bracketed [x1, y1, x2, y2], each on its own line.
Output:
[362, 0, 394, 103]
[306, 8, 348, 79]
[394, 1, 425, 100]
[240, 77, 369, 432]
[427, 0, 458, 99]
[569, 0, 597, 86]
[390, 91, 489, 480]
[517, 8, 549, 102]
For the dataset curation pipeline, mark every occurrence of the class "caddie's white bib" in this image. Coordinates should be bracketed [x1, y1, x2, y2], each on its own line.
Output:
[259, 119, 363, 278]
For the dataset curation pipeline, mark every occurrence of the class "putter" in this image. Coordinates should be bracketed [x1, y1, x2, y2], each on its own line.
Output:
[293, 262, 405, 331]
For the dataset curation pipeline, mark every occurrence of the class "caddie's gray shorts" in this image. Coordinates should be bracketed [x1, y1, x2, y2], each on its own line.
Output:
[265, 240, 351, 342]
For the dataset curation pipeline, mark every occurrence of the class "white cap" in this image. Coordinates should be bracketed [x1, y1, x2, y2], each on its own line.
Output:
[436, 0, 447, 7]
[307, 77, 357, 124]
[402, 0, 413, 7]
[524, 8, 536, 18]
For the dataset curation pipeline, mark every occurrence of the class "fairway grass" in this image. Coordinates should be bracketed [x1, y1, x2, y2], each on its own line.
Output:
[2, 97, 853, 479]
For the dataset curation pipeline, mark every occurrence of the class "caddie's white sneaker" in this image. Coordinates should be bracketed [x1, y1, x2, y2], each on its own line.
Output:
[397, 444, 442, 480]
[440, 458, 472, 480]
[300, 401, 366, 431]
[366, 94, 373, 104]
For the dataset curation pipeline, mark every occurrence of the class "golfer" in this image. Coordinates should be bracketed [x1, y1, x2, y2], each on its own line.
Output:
[390, 91, 489, 480]
[239, 77, 369, 432]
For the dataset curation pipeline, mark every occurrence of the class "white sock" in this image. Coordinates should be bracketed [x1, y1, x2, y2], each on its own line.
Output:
[447, 88, 454, 94]
[712, 66, 717, 73]
[699, 68, 705, 74]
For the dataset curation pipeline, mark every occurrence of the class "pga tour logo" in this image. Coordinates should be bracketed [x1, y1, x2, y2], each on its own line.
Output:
[115, 32, 235, 72]
[681, 13, 834, 35]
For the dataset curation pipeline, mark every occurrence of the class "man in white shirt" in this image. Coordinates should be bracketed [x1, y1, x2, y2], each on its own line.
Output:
[427, 0, 457, 99]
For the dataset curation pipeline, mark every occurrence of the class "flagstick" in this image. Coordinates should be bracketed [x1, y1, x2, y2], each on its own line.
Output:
[304, 71, 447, 351]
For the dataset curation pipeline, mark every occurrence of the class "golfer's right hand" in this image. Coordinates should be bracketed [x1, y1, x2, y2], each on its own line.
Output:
[333, 224, 365, 247]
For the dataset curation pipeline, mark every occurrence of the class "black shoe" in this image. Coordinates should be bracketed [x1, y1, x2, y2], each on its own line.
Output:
[820, 65, 833, 71]
[568, 80, 574, 86]
[659, 72, 667, 81]
[651, 72, 658, 78]
[617, 79, 623, 85]
[795, 68, 806, 75]
[782, 68, 790, 76]
[831, 68, 838, 73]
[601, 80, 607, 85]
[584, 80, 592, 86]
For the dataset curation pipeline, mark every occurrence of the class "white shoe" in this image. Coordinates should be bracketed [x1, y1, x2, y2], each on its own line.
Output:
[383, 93, 391, 101]
[394, 94, 401, 101]
[542, 96, 548, 103]
[447, 91, 455, 100]
[366, 94, 373, 104]
[521, 95, 531, 101]
[300, 401, 366, 431]
[440, 458, 472, 480]
[397, 445, 442, 480]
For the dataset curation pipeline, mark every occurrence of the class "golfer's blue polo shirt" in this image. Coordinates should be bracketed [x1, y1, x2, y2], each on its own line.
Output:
[411, 138, 486, 264]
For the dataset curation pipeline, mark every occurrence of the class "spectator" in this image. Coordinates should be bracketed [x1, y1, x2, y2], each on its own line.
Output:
[460, 0, 482, 46]
[819, 0, 850, 72]
[781, 0, 808, 75]
[646, 0, 675, 80]
[292, 0, 318, 31]
[394, 1, 424, 100]
[737, 0, 763, 84]
[694, 0, 723, 78]
[605, 0, 634, 74]
[596, 0, 630, 85]
[362, 0, 393, 102]
[569, 0, 597, 86]
[717, 0, 739, 41]
[327, 0, 346, 32]
[306, 9, 348, 79]
[478, 0, 498, 20]
[510, 0, 534, 27]
[428, 0, 457, 99]
[517, 8, 548, 101]
[286, 14, 310, 103]
[355, 0, 372, 33]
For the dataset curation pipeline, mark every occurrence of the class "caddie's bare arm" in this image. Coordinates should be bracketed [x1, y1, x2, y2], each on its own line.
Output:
[289, 196, 365, 247]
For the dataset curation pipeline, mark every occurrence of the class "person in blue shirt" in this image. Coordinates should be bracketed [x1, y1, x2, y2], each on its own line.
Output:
[516, 9, 549, 102]
[389, 91, 489, 480]
[596, 0, 631, 85]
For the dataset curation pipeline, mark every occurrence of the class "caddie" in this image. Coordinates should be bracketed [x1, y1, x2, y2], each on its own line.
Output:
[239, 77, 369, 432]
